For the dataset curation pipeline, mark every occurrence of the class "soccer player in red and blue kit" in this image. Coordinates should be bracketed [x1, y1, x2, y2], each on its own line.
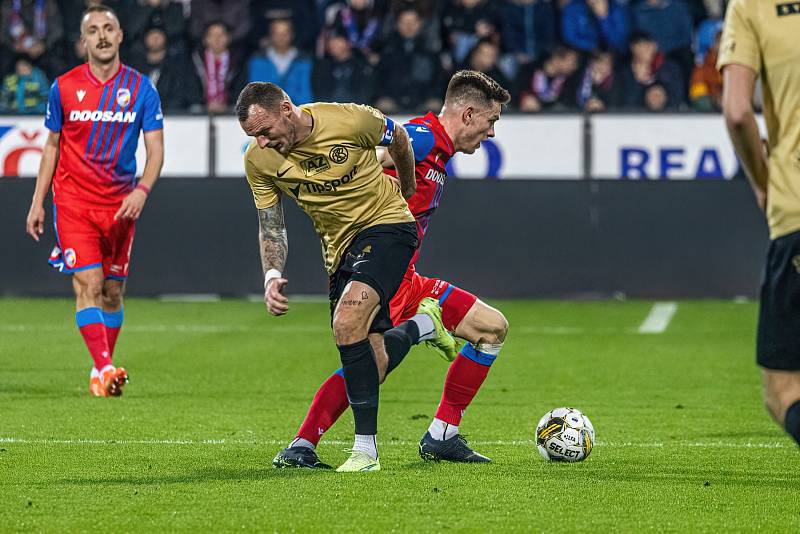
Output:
[273, 71, 512, 468]
[25, 5, 164, 397]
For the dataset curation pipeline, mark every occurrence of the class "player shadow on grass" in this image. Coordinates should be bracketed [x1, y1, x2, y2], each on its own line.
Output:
[57, 467, 335, 486]
[0, 385, 60, 396]
[56, 459, 483, 486]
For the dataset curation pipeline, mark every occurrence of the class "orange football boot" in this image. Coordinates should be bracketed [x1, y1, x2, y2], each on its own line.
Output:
[103, 366, 129, 397]
[89, 373, 108, 397]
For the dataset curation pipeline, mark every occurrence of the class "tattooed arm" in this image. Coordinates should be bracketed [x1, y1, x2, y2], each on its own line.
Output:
[258, 197, 290, 315]
[387, 124, 416, 199]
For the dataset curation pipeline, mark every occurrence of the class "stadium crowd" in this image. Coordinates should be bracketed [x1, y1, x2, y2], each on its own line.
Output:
[0, 0, 730, 115]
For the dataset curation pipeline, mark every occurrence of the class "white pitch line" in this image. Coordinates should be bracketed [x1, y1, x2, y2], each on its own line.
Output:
[638, 302, 678, 334]
[0, 437, 790, 449]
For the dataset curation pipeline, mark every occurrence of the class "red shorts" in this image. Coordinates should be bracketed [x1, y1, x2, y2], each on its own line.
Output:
[389, 270, 478, 331]
[49, 202, 136, 280]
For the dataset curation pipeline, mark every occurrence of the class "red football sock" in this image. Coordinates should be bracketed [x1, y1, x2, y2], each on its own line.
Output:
[105, 327, 121, 357]
[76, 307, 112, 370]
[296, 370, 349, 446]
[103, 309, 124, 357]
[435, 347, 494, 426]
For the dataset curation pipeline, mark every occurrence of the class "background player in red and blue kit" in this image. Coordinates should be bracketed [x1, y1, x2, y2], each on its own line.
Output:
[25, 5, 164, 397]
[273, 71, 511, 468]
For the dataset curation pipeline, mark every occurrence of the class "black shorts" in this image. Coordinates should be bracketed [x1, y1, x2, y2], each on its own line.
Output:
[329, 222, 418, 334]
[757, 230, 800, 370]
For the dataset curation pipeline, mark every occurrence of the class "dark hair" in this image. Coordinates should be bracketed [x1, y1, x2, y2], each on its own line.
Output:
[236, 82, 288, 122]
[628, 31, 654, 46]
[445, 70, 510, 108]
[145, 25, 167, 38]
[269, 17, 293, 29]
[81, 4, 119, 24]
[590, 48, 612, 62]
[204, 20, 231, 37]
[396, 7, 420, 19]
[471, 37, 498, 53]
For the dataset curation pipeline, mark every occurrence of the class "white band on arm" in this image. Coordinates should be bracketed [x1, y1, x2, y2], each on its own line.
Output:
[264, 269, 282, 290]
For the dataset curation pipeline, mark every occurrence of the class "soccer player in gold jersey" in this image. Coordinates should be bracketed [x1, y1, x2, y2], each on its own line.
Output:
[236, 82, 457, 471]
[718, 0, 800, 447]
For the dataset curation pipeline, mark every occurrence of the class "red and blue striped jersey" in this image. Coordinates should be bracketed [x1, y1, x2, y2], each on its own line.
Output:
[45, 63, 163, 208]
[385, 112, 456, 268]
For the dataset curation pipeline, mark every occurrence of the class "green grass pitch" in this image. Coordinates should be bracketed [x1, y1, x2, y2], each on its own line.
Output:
[1, 298, 798, 532]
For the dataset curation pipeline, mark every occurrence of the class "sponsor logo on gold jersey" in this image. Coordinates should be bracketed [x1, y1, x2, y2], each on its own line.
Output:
[300, 155, 330, 176]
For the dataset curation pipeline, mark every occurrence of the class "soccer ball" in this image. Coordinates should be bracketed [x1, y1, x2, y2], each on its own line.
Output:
[535, 407, 595, 462]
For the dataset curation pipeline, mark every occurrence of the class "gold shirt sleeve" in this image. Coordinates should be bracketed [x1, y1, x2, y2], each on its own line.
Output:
[245, 148, 280, 210]
[344, 103, 390, 148]
[717, 0, 761, 74]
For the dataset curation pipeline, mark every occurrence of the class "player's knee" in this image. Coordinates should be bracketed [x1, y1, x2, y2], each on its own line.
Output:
[482, 309, 509, 344]
[102, 285, 123, 309]
[332, 313, 366, 345]
[75, 279, 102, 302]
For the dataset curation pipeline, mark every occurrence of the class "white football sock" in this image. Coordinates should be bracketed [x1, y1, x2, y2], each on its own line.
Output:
[428, 418, 459, 441]
[289, 437, 315, 450]
[411, 313, 436, 341]
[353, 434, 378, 460]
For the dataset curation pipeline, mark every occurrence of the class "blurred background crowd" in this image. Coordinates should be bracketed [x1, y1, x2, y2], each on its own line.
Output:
[0, 0, 735, 115]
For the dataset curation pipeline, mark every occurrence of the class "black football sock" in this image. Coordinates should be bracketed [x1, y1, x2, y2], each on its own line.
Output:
[338, 339, 379, 435]
[784, 399, 800, 446]
[384, 320, 421, 374]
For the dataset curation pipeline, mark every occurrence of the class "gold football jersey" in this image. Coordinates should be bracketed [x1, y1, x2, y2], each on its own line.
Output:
[718, 0, 800, 239]
[245, 102, 413, 273]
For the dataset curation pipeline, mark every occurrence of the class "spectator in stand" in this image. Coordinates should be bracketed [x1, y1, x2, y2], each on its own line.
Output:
[388, 0, 437, 15]
[66, 35, 87, 69]
[248, 18, 313, 105]
[312, 31, 375, 103]
[684, 0, 712, 26]
[0, 0, 65, 79]
[560, 0, 628, 54]
[466, 38, 511, 98]
[643, 82, 668, 111]
[693, 18, 721, 66]
[0, 41, 10, 78]
[61, 0, 104, 46]
[188, 0, 250, 51]
[441, 0, 500, 65]
[688, 28, 722, 112]
[320, 0, 384, 65]
[0, 55, 48, 113]
[130, 27, 202, 112]
[192, 21, 248, 114]
[382, 0, 442, 55]
[516, 45, 580, 112]
[122, 0, 188, 57]
[629, 0, 694, 99]
[375, 7, 442, 113]
[499, 0, 557, 73]
[621, 31, 684, 110]
[249, 0, 318, 53]
[576, 50, 621, 112]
